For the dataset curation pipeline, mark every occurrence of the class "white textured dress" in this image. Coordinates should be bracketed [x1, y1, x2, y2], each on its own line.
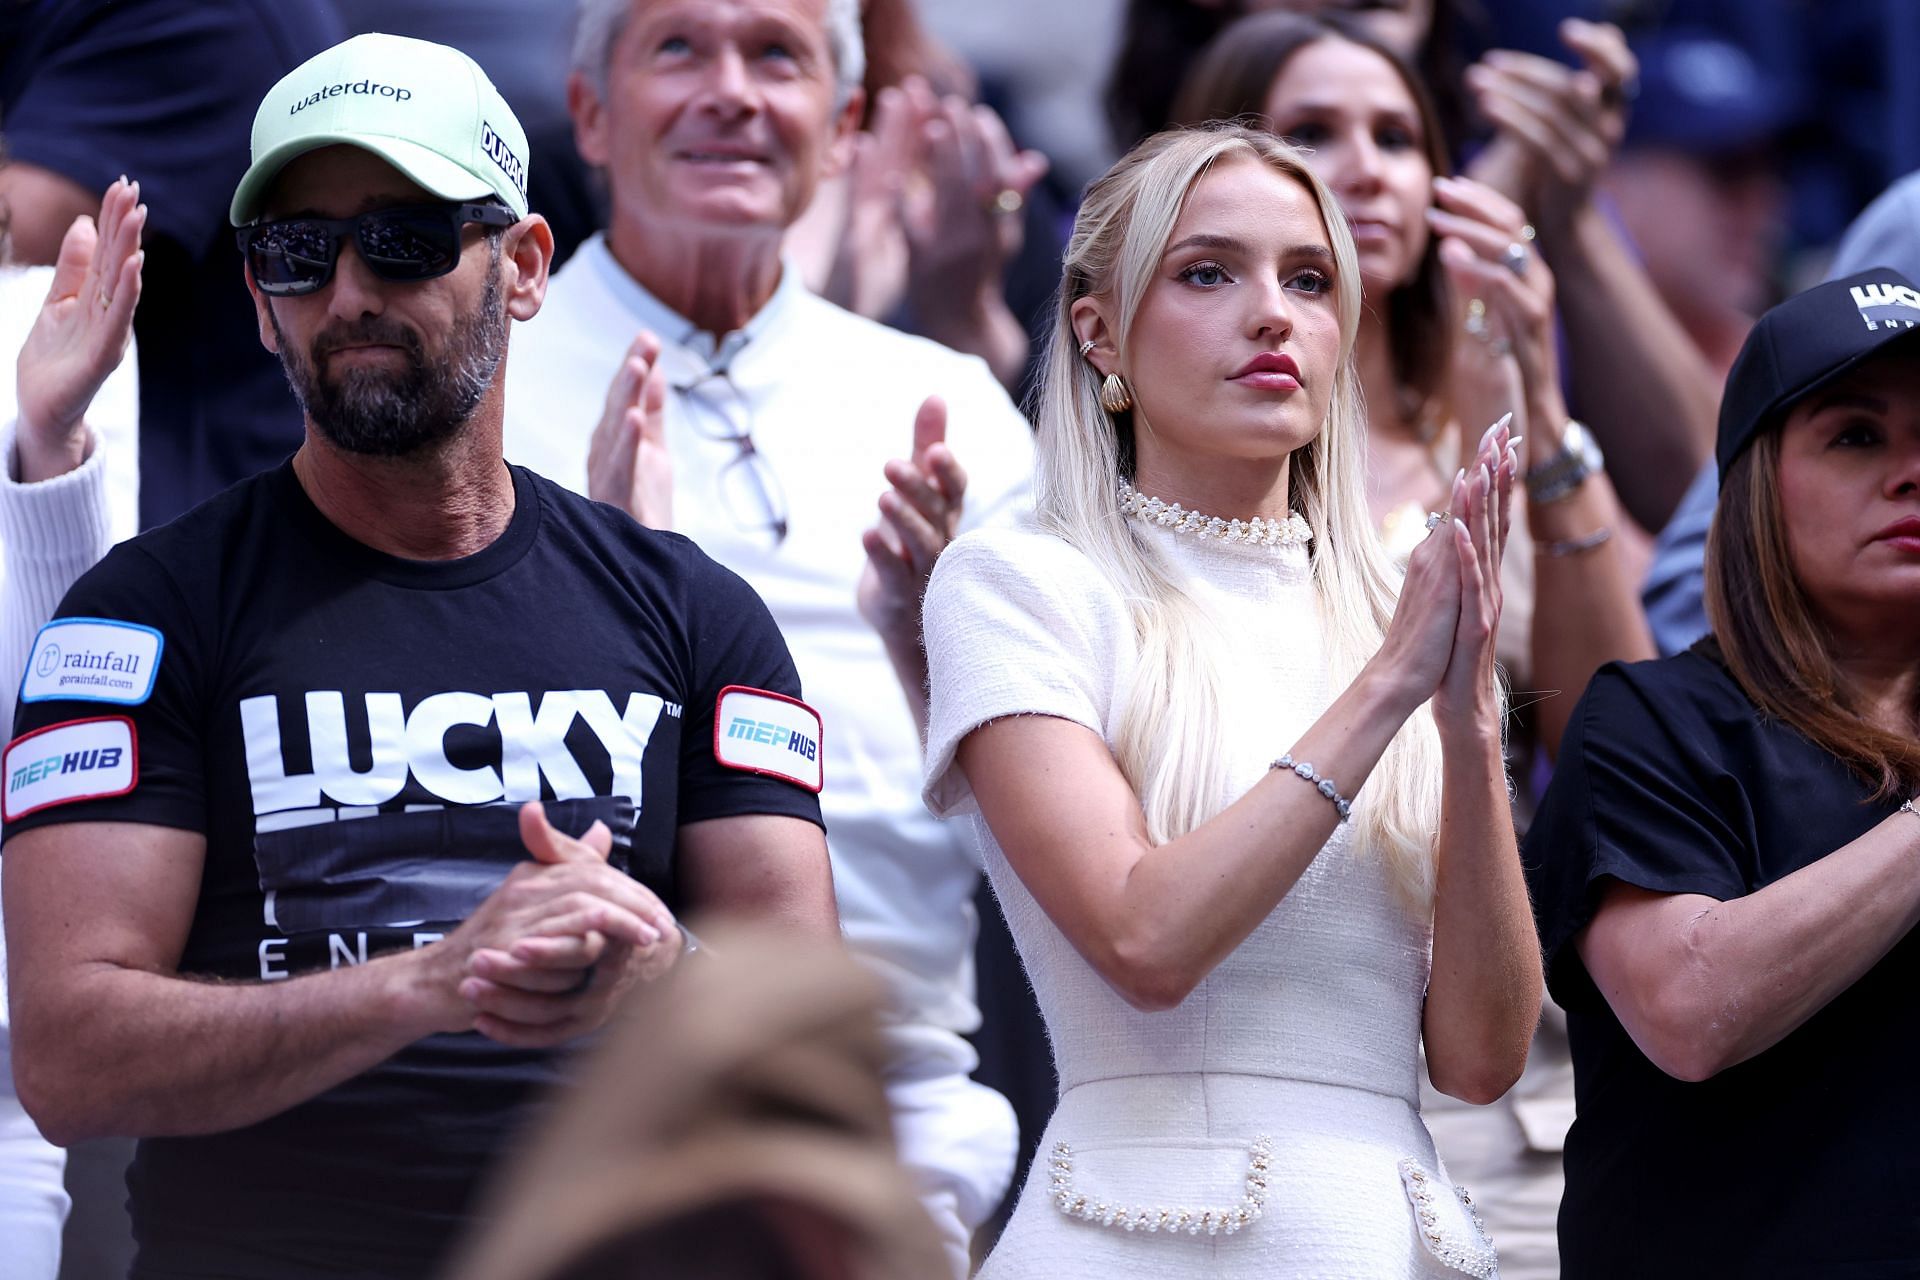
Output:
[923, 520, 1498, 1279]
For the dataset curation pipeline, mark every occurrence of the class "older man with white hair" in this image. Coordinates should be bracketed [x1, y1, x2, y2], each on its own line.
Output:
[503, 0, 1033, 1267]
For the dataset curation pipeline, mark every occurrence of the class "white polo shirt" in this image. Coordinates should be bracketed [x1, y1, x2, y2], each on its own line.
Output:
[504, 234, 1035, 1041]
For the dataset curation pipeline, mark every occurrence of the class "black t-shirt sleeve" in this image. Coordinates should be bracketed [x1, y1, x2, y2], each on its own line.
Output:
[674, 546, 825, 830]
[3, 0, 340, 251]
[1523, 661, 1752, 1004]
[5, 545, 207, 840]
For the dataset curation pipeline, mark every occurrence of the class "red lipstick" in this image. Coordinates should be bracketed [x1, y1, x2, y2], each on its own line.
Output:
[1230, 351, 1302, 391]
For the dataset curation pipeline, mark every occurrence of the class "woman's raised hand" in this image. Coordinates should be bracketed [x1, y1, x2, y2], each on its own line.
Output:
[1372, 464, 1469, 714]
[16, 176, 143, 483]
[1432, 417, 1519, 735]
[1371, 415, 1516, 723]
[1465, 19, 1637, 232]
[1429, 174, 1564, 461]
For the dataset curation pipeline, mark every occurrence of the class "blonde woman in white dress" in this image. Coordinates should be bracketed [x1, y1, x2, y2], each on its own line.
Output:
[922, 124, 1541, 1278]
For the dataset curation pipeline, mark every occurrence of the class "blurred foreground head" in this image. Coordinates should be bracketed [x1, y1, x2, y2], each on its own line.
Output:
[445, 924, 947, 1280]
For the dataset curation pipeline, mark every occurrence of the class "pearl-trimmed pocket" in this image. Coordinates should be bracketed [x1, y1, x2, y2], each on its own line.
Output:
[1397, 1158, 1498, 1278]
[1046, 1136, 1272, 1236]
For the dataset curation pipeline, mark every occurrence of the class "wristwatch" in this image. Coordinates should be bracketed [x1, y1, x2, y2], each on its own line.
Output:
[1525, 419, 1603, 505]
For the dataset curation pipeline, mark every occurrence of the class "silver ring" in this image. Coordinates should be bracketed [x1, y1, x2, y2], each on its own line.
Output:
[1078, 339, 1097, 357]
[1424, 510, 1447, 531]
[1501, 242, 1530, 277]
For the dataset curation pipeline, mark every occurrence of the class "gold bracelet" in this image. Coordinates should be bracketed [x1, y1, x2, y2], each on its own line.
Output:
[1537, 527, 1613, 557]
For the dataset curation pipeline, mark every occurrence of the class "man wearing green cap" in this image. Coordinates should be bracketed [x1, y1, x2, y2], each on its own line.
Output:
[2, 33, 837, 1278]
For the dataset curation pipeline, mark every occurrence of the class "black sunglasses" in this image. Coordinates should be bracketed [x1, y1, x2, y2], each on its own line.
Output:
[236, 201, 517, 296]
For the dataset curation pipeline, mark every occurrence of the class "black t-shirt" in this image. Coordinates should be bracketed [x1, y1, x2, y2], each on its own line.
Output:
[1524, 645, 1920, 1278]
[3, 461, 824, 1279]
[0, 0, 344, 528]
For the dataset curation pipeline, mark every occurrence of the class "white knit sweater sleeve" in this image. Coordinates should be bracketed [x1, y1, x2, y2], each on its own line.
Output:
[922, 525, 1130, 818]
[0, 423, 114, 741]
[0, 424, 113, 1044]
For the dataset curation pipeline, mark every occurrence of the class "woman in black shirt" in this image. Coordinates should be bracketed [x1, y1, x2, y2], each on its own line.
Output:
[1526, 269, 1920, 1277]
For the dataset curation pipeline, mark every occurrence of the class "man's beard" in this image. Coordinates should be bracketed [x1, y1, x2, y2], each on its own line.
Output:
[270, 247, 508, 458]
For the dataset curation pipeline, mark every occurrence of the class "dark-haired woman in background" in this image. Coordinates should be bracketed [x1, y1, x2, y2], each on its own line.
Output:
[1526, 270, 1920, 1276]
[1104, 0, 1485, 163]
[1174, 11, 1651, 757]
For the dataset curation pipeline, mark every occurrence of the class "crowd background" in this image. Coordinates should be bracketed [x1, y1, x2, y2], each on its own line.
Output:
[4, 0, 1920, 1276]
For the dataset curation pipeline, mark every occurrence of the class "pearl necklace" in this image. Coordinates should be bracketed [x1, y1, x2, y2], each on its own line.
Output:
[1117, 480, 1313, 549]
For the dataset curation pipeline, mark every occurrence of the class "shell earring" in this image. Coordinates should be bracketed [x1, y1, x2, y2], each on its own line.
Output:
[1099, 373, 1134, 415]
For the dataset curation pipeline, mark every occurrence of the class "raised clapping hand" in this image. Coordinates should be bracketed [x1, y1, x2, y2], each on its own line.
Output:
[824, 77, 1048, 332]
[824, 81, 918, 320]
[1465, 19, 1637, 232]
[857, 395, 967, 646]
[586, 330, 672, 528]
[429, 801, 681, 1048]
[15, 175, 144, 483]
[898, 77, 1049, 310]
[1432, 422, 1518, 732]
[1374, 416, 1519, 733]
[1429, 175, 1565, 460]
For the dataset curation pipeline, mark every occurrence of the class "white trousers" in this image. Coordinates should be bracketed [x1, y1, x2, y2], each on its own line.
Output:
[0, 1084, 67, 1279]
[886, 1029, 1020, 1279]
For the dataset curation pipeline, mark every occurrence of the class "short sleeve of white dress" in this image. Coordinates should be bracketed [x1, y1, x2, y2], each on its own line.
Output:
[923, 525, 1133, 818]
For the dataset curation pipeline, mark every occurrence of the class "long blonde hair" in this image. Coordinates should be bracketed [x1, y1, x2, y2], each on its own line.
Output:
[1034, 124, 1448, 907]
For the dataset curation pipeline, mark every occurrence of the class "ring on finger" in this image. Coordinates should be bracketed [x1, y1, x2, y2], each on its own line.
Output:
[98, 291, 112, 310]
[1501, 241, 1530, 277]
[1488, 337, 1513, 358]
[990, 188, 1024, 216]
[1423, 510, 1448, 532]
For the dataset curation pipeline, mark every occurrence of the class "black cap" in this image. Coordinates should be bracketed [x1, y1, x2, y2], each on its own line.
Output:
[1716, 269, 1920, 484]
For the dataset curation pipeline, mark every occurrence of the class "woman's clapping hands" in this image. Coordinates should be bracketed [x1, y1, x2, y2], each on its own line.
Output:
[1372, 415, 1518, 734]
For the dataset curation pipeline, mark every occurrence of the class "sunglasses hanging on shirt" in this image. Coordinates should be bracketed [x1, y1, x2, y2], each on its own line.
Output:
[236, 200, 517, 296]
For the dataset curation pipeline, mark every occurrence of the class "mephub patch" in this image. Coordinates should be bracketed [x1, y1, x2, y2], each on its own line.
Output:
[4, 716, 138, 821]
[713, 686, 823, 792]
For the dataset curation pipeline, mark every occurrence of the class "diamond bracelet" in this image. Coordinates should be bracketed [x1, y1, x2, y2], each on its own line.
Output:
[1272, 753, 1353, 822]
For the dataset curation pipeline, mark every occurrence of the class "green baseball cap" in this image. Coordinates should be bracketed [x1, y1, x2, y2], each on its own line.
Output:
[230, 33, 530, 226]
